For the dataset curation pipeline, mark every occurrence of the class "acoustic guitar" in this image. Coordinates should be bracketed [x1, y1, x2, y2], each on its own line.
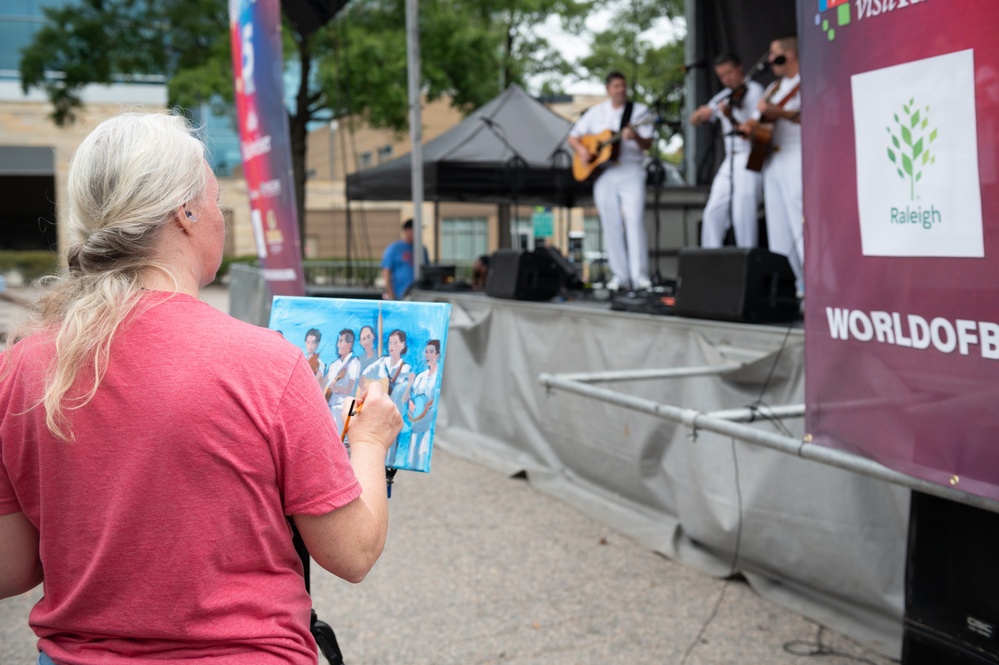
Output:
[571, 116, 658, 182]
[745, 80, 800, 173]
[745, 122, 773, 172]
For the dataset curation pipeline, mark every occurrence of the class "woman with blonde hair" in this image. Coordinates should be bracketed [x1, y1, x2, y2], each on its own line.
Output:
[0, 112, 401, 665]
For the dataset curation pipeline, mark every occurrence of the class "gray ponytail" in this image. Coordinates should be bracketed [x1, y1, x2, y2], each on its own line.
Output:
[4, 112, 209, 440]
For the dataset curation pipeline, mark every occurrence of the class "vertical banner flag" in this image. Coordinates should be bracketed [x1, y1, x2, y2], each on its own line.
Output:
[802, 0, 999, 500]
[229, 0, 306, 296]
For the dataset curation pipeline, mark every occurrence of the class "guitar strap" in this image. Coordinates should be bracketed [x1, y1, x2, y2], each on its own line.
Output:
[611, 101, 634, 162]
[767, 79, 801, 109]
[388, 360, 404, 395]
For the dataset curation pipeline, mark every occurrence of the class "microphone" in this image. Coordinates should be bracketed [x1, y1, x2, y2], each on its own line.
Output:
[679, 59, 707, 73]
[755, 55, 786, 72]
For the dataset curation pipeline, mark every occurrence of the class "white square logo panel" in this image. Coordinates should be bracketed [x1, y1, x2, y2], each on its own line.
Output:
[851, 49, 983, 257]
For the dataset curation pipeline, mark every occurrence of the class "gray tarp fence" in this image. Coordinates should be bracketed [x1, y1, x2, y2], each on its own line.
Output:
[418, 291, 907, 659]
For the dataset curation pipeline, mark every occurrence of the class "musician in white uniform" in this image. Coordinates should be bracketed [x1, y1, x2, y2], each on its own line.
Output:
[302, 328, 327, 382]
[569, 72, 655, 292]
[690, 53, 765, 249]
[406, 340, 441, 471]
[742, 36, 803, 292]
[325, 328, 361, 435]
[362, 329, 414, 412]
[362, 329, 413, 467]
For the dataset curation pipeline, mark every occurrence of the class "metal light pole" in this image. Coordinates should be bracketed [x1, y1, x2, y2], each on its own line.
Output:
[405, 0, 424, 280]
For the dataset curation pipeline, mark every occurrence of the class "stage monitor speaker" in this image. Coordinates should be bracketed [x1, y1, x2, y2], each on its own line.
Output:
[486, 249, 562, 301]
[281, 0, 347, 35]
[534, 245, 582, 289]
[902, 492, 999, 664]
[674, 247, 798, 323]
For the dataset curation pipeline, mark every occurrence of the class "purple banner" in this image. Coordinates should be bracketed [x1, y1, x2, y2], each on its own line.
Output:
[802, 0, 999, 500]
[229, 0, 305, 296]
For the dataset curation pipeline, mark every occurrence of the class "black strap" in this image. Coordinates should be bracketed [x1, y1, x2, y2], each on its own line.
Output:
[611, 101, 634, 162]
[620, 101, 634, 130]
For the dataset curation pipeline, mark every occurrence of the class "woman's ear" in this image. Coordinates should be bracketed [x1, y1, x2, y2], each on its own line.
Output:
[175, 205, 197, 231]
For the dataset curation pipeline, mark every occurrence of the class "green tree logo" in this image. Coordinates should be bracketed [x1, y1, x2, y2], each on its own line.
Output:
[886, 98, 938, 200]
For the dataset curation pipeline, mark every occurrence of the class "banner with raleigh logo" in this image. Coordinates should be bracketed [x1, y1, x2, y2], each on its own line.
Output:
[802, 0, 999, 500]
[229, 0, 306, 296]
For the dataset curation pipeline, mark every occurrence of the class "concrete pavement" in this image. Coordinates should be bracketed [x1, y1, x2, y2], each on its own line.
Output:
[0, 447, 895, 664]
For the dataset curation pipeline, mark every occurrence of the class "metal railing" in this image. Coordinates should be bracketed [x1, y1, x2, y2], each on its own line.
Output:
[303, 259, 381, 287]
[539, 366, 999, 514]
[285, 260, 478, 288]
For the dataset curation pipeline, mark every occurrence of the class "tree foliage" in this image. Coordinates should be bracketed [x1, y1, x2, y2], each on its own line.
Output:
[317, 0, 594, 132]
[578, 0, 685, 106]
[20, 0, 231, 125]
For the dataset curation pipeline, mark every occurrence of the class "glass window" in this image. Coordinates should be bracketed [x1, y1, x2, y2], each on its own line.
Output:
[0, 1, 74, 74]
[440, 217, 488, 262]
[583, 216, 604, 256]
[512, 217, 534, 251]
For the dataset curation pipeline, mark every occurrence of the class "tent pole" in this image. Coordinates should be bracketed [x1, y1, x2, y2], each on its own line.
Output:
[406, 0, 423, 281]
[498, 203, 512, 249]
[683, 0, 700, 185]
[433, 198, 440, 263]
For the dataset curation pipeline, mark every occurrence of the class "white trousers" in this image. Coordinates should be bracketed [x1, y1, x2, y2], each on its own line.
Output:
[701, 152, 763, 248]
[593, 164, 648, 287]
[763, 145, 804, 291]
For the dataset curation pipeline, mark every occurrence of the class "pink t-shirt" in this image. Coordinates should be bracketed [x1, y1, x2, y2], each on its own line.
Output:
[0, 291, 361, 664]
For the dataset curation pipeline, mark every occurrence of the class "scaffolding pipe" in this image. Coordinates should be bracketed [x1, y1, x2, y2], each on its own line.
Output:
[554, 364, 739, 384]
[706, 404, 806, 422]
[539, 372, 999, 514]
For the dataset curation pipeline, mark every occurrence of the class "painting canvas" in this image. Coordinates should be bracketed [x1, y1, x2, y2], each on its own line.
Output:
[269, 296, 452, 473]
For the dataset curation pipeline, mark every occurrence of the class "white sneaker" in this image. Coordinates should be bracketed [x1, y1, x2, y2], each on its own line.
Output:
[605, 277, 621, 292]
[634, 277, 652, 292]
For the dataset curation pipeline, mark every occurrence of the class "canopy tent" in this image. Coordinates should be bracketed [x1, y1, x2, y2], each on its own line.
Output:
[345, 84, 591, 207]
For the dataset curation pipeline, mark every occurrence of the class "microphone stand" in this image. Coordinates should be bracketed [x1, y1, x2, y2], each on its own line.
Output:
[748, 49, 771, 78]
[481, 117, 530, 246]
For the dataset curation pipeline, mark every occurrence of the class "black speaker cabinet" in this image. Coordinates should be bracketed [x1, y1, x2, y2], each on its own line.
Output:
[674, 247, 798, 323]
[534, 245, 582, 289]
[486, 249, 563, 301]
[903, 492, 999, 664]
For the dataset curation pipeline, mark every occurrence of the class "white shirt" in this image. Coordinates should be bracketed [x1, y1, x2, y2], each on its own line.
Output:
[411, 367, 438, 399]
[570, 99, 655, 166]
[326, 353, 360, 404]
[755, 73, 801, 149]
[409, 367, 438, 433]
[364, 356, 412, 388]
[707, 80, 765, 154]
[303, 349, 327, 379]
